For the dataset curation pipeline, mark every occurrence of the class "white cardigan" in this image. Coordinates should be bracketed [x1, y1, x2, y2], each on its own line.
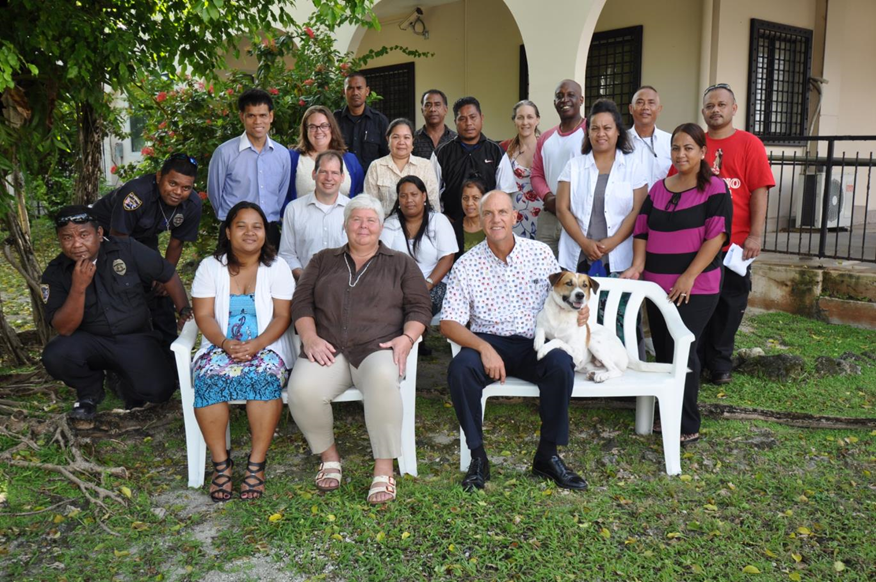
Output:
[557, 151, 648, 273]
[191, 255, 296, 366]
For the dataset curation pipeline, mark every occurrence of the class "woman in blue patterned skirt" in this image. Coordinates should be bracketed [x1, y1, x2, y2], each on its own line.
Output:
[191, 202, 295, 502]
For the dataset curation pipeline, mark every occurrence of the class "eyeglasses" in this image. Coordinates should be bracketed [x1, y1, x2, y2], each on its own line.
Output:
[167, 153, 198, 168]
[703, 83, 733, 97]
[55, 212, 95, 228]
[307, 123, 331, 133]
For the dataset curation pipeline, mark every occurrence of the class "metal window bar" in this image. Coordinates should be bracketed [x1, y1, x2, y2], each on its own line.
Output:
[358, 62, 416, 123]
[584, 26, 642, 128]
[761, 135, 875, 263]
[747, 20, 812, 142]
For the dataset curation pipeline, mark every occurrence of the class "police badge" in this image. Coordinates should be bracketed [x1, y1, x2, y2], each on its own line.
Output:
[41, 283, 50, 303]
[112, 259, 127, 276]
[172, 214, 185, 227]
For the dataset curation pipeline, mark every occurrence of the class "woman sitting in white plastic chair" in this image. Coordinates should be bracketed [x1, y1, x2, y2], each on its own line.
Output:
[190, 201, 295, 502]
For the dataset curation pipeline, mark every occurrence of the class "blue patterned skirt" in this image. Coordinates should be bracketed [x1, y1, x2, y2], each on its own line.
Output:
[193, 347, 288, 408]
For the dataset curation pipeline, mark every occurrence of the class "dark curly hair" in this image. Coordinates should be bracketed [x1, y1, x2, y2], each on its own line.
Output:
[582, 98, 633, 155]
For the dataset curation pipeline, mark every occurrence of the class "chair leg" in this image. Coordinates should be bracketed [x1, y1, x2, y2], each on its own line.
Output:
[635, 395, 656, 435]
[459, 426, 470, 472]
[658, 396, 682, 475]
[183, 406, 208, 488]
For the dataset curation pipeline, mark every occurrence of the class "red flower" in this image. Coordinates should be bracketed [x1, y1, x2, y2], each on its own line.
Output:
[339, 62, 350, 70]
[304, 79, 315, 87]
[268, 87, 279, 95]
[298, 99, 306, 107]
[110, 165, 117, 174]
[156, 91, 167, 102]
[305, 27, 315, 39]
[226, 88, 234, 96]
[523, 190, 538, 202]
[158, 121, 167, 129]
[141, 146, 154, 157]
[168, 131, 175, 137]
[531, 207, 541, 217]
[208, 84, 214, 94]
[198, 191, 208, 200]
[205, 119, 212, 125]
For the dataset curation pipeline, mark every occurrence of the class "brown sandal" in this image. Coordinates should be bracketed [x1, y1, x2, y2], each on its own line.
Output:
[315, 461, 342, 492]
[680, 432, 700, 445]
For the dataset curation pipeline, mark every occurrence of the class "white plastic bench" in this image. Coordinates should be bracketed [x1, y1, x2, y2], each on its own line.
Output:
[448, 278, 693, 476]
[172, 320, 420, 488]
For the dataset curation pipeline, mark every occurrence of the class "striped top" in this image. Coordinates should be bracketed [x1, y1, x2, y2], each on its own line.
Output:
[634, 176, 732, 295]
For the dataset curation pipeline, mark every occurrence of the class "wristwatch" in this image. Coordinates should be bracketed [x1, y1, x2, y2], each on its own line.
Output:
[178, 306, 193, 318]
[425, 277, 434, 286]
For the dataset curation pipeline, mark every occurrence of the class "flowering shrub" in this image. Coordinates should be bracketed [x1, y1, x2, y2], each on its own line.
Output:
[119, 22, 429, 256]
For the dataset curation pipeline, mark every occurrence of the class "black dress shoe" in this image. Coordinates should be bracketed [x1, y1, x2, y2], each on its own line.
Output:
[711, 371, 732, 385]
[461, 457, 490, 492]
[532, 455, 588, 490]
[69, 399, 98, 421]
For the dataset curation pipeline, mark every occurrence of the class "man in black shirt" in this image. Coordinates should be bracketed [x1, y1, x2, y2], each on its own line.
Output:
[90, 154, 201, 347]
[412, 89, 457, 160]
[40, 206, 193, 420]
[334, 72, 389, 171]
[434, 96, 516, 245]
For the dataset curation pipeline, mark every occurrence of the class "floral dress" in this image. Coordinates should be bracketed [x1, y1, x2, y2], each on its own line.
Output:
[192, 294, 288, 408]
[510, 157, 542, 239]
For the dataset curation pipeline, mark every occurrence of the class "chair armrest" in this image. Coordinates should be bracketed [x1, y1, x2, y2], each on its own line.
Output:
[171, 319, 199, 356]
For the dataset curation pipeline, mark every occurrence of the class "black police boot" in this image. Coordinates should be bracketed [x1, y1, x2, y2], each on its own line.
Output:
[69, 399, 98, 421]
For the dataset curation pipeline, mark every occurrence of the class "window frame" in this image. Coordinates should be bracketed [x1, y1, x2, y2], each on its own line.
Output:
[584, 25, 643, 128]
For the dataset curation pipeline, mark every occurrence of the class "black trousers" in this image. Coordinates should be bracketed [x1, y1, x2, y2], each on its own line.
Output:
[447, 334, 575, 451]
[147, 290, 178, 348]
[647, 294, 718, 435]
[698, 267, 751, 375]
[42, 330, 176, 404]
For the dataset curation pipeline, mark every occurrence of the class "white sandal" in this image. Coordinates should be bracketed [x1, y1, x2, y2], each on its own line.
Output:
[315, 461, 342, 492]
[367, 475, 397, 505]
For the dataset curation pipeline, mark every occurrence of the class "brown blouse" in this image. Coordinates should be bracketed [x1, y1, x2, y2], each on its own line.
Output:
[291, 242, 432, 367]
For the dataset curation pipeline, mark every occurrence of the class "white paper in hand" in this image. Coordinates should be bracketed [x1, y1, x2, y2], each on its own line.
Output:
[723, 243, 755, 276]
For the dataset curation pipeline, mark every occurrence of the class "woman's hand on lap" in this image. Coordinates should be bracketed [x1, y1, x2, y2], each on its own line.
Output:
[668, 274, 695, 306]
[303, 335, 336, 366]
[379, 336, 412, 377]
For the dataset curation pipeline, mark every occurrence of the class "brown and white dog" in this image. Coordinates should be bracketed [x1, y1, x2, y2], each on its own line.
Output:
[534, 271, 672, 382]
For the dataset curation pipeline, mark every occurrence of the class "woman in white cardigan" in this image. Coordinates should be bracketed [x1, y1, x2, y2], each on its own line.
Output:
[191, 202, 295, 502]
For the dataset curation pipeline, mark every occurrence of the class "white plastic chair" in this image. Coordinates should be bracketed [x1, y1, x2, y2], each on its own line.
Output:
[447, 278, 693, 476]
[172, 321, 420, 488]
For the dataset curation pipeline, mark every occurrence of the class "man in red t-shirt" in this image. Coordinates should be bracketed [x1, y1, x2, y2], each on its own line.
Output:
[698, 83, 774, 384]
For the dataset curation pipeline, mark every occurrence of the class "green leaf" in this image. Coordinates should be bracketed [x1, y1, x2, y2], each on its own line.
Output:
[742, 565, 761, 574]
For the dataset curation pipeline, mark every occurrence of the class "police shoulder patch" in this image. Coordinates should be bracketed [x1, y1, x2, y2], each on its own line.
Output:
[41, 283, 50, 304]
[122, 192, 142, 211]
[172, 214, 185, 227]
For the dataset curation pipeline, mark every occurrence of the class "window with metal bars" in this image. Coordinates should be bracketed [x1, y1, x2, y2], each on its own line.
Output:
[584, 26, 642, 127]
[747, 19, 813, 139]
[358, 62, 416, 123]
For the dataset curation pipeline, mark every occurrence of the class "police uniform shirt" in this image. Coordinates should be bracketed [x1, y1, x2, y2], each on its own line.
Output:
[90, 174, 202, 251]
[40, 237, 176, 337]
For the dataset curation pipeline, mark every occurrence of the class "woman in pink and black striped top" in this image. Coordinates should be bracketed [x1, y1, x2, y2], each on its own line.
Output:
[621, 123, 732, 444]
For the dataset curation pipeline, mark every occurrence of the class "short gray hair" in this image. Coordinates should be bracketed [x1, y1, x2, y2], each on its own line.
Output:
[478, 189, 514, 217]
[343, 195, 385, 226]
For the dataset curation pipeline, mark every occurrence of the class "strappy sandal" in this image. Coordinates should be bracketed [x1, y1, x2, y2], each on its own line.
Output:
[315, 461, 342, 492]
[209, 453, 233, 503]
[240, 456, 266, 500]
[681, 432, 700, 445]
[652, 420, 662, 434]
[367, 475, 397, 505]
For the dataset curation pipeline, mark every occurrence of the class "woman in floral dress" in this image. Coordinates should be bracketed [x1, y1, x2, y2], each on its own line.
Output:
[500, 100, 542, 239]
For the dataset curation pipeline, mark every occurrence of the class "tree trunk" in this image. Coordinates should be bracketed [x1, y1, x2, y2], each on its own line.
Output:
[0, 297, 31, 366]
[73, 100, 104, 206]
[2, 147, 52, 346]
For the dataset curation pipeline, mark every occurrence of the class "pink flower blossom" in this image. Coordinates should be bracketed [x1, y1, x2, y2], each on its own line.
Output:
[304, 79, 314, 87]
[305, 27, 315, 39]
[156, 92, 167, 102]
[110, 165, 117, 174]
[141, 146, 154, 157]
[531, 207, 541, 217]
[269, 88, 279, 95]
[208, 84, 214, 94]
[198, 191, 208, 200]
[197, 81, 205, 90]
[298, 99, 306, 107]
[226, 88, 234, 96]
[158, 121, 167, 129]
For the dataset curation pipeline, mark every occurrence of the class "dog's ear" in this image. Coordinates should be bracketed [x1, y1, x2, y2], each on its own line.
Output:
[548, 271, 567, 287]
[588, 276, 600, 295]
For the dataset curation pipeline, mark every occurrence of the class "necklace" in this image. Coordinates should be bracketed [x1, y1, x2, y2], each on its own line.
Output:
[159, 202, 179, 230]
[639, 133, 657, 158]
[344, 253, 376, 288]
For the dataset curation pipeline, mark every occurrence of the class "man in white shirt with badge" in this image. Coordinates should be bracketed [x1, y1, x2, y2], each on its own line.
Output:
[279, 150, 349, 280]
[627, 85, 672, 188]
[441, 190, 589, 493]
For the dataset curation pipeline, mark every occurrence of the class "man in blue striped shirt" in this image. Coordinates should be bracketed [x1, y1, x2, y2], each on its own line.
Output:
[207, 88, 291, 248]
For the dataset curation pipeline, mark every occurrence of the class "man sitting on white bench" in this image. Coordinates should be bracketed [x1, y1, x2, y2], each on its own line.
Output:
[440, 190, 589, 492]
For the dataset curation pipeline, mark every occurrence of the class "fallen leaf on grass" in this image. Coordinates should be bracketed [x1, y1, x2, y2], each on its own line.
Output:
[666, 532, 682, 539]
[833, 561, 845, 572]
[788, 573, 801, 581]
[704, 504, 718, 511]
[763, 549, 777, 558]
[268, 513, 283, 522]
[791, 553, 802, 563]
[113, 550, 129, 558]
[599, 528, 611, 539]
[796, 527, 811, 535]
[401, 531, 411, 539]
[130, 522, 148, 531]
[376, 531, 385, 542]
[331, 534, 343, 541]
[119, 487, 132, 499]
[691, 564, 704, 574]
[679, 475, 692, 482]
[52, 514, 64, 524]
[742, 565, 761, 574]
[327, 514, 336, 522]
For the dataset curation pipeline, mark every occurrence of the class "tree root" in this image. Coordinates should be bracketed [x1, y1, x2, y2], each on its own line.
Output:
[0, 498, 74, 517]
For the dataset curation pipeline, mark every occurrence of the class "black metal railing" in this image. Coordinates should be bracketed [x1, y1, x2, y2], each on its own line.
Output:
[762, 135, 875, 262]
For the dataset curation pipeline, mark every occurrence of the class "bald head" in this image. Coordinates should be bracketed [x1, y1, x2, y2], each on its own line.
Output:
[554, 79, 584, 122]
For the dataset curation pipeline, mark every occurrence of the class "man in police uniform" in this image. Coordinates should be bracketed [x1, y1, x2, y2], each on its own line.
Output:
[90, 153, 201, 347]
[41, 206, 194, 420]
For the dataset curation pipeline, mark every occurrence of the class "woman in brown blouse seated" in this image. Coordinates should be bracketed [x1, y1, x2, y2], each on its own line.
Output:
[287, 195, 432, 504]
